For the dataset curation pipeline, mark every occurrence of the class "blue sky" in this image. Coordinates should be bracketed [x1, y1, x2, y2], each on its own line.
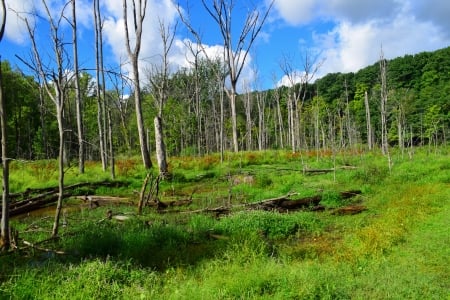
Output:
[1, 0, 450, 91]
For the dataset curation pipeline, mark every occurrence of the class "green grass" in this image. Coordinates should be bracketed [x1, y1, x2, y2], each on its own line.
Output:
[1, 147, 449, 299]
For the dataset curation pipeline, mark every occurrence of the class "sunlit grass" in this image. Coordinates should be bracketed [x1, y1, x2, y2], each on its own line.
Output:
[1, 147, 449, 299]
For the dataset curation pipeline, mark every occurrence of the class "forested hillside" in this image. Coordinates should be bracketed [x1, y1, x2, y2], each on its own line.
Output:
[1, 46, 449, 161]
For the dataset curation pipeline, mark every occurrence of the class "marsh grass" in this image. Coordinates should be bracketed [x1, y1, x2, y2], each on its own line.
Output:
[1, 148, 449, 299]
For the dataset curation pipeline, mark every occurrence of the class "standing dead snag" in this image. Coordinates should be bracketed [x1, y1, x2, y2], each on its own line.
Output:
[178, 0, 274, 152]
[123, 0, 152, 169]
[0, 0, 10, 251]
[16, 0, 73, 238]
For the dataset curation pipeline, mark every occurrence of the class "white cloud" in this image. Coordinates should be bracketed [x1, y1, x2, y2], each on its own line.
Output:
[276, 70, 306, 88]
[272, 0, 317, 25]
[5, 0, 35, 44]
[102, 0, 257, 91]
[315, 13, 449, 77]
[325, 0, 400, 23]
[271, 0, 450, 79]
[5, 0, 92, 44]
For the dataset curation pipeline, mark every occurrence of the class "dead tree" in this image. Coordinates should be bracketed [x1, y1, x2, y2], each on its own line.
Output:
[18, 0, 72, 237]
[93, 0, 108, 171]
[148, 19, 176, 177]
[279, 51, 323, 153]
[178, 0, 274, 153]
[123, 0, 152, 169]
[379, 46, 392, 170]
[364, 90, 373, 150]
[0, 0, 10, 251]
[71, 0, 84, 174]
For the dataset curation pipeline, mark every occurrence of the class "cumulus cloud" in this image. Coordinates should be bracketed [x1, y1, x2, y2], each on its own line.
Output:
[101, 0, 258, 90]
[5, 0, 93, 44]
[271, 0, 317, 25]
[276, 71, 306, 88]
[315, 8, 449, 76]
[325, 0, 400, 23]
[5, 0, 37, 44]
[272, 0, 450, 80]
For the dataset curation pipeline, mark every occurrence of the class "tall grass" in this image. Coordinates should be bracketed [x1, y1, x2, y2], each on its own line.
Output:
[1, 148, 449, 299]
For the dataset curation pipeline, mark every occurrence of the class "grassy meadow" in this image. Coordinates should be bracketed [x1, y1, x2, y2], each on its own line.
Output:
[0, 147, 449, 299]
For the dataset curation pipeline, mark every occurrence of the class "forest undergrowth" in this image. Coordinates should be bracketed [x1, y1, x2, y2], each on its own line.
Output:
[0, 147, 449, 299]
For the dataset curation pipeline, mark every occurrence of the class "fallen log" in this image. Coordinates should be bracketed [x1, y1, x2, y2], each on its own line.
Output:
[339, 190, 362, 199]
[248, 193, 322, 212]
[9, 194, 70, 217]
[303, 166, 357, 175]
[4, 181, 128, 217]
[332, 205, 367, 215]
[303, 168, 334, 174]
[9, 180, 127, 203]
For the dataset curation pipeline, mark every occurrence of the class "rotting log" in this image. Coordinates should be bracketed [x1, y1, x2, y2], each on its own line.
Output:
[303, 168, 335, 175]
[248, 193, 322, 212]
[3, 181, 128, 217]
[9, 181, 127, 203]
[303, 165, 357, 175]
[339, 190, 362, 199]
[9, 194, 67, 217]
[332, 205, 366, 215]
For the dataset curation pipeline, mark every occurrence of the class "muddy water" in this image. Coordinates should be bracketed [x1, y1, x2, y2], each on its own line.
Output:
[12, 196, 135, 220]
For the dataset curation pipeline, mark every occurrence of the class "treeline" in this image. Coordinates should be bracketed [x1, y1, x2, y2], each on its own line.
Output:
[1, 46, 449, 161]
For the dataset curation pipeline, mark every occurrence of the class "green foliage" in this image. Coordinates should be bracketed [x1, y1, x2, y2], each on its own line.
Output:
[1, 149, 449, 299]
[213, 210, 323, 239]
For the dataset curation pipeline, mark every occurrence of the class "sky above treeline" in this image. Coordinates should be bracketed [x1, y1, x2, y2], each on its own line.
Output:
[1, 0, 450, 90]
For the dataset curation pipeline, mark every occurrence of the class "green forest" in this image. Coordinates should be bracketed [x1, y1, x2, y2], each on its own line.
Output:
[1, 46, 449, 162]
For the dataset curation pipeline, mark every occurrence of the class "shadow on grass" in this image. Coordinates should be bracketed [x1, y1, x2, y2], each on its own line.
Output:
[59, 218, 224, 271]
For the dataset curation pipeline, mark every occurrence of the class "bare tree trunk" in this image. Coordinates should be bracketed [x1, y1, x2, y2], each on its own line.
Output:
[229, 90, 239, 152]
[148, 19, 176, 175]
[0, 0, 10, 249]
[94, 0, 107, 170]
[219, 82, 225, 162]
[154, 116, 168, 176]
[275, 87, 284, 149]
[344, 79, 353, 149]
[123, 0, 152, 169]
[72, 0, 84, 174]
[52, 102, 65, 237]
[244, 86, 252, 150]
[364, 90, 373, 150]
[256, 91, 265, 151]
[398, 108, 403, 155]
[19, 1, 68, 237]
[107, 108, 115, 179]
[314, 99, 320, 159]
[379, 47, 392, 170]
[288, 96, 295, 152]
